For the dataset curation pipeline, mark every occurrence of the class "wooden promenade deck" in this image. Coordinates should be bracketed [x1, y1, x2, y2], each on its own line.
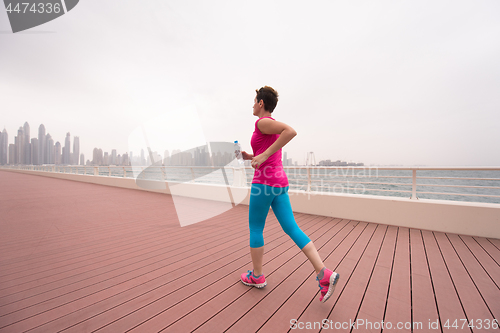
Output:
[0, 170, 499, 333]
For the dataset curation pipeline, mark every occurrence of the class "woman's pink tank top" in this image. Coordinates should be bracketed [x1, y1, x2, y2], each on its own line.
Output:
[250, 116, 289, 187]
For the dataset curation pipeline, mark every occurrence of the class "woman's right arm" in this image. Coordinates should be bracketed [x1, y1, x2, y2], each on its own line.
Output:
[241, 151, 254, 160]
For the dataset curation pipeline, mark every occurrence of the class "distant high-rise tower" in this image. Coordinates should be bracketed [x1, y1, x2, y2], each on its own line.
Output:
[73, 136, 80, 166]
[80, 153, 84, 166]
[122, 153, 129, 166]
[23, 122, 30, 165]
[93, 148, 104, 166]
[111, 149, 117, 165]
[16, 127, 24, 164]
[163, 150, 169, 165]
[9, 144, 15, 165]
[64, 132, 71, 165]
[0, 128, 8, 165]
[31, 138, 38, 165]
[46, 134, 54, 164]
[55, 142, 62, 165]
[38, 124, 46, 165]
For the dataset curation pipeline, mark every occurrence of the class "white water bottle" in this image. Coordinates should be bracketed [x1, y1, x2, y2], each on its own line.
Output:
[234, 141, 244, 165]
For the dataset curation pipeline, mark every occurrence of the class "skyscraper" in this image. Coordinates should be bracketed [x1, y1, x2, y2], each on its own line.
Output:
[73, 136, 80, 166]
[9, 144, 15, 165]
[122, 153, 129, 166]
[80, 153, 84, 166]
[111, 149, 117, 165]
[46, 134, 54, 164]
[93, 148, 103, 166]
[31, 138, 38, 165]
[163, 150, 169, 165]
[38, 124, 46, 165]
[0, 128, 7, 165]
[16, 127, 24, 165]
[55, 142, 61, 165]
[23, 122, 30, 165]
[64, 132, 71, 165]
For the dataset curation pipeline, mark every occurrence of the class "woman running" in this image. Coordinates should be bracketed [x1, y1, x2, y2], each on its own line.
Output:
[239, 86, 340, 303]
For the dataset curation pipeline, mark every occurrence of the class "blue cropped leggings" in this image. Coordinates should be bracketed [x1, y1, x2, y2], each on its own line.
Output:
[249, 183, 311, 249]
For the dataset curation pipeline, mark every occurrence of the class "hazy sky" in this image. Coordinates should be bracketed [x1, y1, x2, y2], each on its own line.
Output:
[1, 0, 499, 166]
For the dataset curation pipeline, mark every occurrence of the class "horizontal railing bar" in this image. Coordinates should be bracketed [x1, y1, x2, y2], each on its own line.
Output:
[304, 184, 412, 194]
[416, 184, 500, 190]
[299, 174, 413, 179]
[417, 176, 500, 181]
[287, 166, 500, 171]
[309, 179, 412, 186]
[417, 191, 500, 198]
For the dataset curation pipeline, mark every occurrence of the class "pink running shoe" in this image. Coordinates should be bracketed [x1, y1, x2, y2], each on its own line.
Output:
[240, 270, 267, 288]
[316, 268, 340, 303]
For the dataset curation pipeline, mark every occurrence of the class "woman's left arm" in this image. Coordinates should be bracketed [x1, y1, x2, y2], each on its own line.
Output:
[251, 118, 297, 168]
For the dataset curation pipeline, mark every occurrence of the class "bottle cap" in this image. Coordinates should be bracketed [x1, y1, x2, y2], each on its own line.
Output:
[234, 140, 238, 143]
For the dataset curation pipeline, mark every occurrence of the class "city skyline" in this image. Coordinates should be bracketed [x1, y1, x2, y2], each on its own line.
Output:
[1, 121, 366, 167]
[0, 121, 84, 166]
[0, 121, 297, 167]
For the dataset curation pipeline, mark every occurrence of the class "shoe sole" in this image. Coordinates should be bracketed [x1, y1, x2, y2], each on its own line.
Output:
[241, 279, 267, 288]
[321, 272, 339, 303]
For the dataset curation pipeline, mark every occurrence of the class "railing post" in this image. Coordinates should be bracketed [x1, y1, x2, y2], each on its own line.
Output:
[160, 167, 165, 181]
[94, 167, 98, 176]
[123, 167, 127, 178]
[307, 167, 311, 192]
[411, 169, 417, 199]
[191, 167, 196, 183]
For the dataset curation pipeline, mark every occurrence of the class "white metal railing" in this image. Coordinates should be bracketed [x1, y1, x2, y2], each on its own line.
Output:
[1, 165, 500, 204]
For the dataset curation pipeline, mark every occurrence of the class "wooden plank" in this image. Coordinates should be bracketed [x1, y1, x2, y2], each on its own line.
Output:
[470, 237, 500, 267]
[321, 224, 387, 333]
[421, 230, 469, 332]
[488, 238, 500, 250]
[384, 227, 412, 332]
[449, 234, 500, 319]
[435, 232, 495, 329]
[410, 228, 440, 331]
[282, 222, 374, 332]
[353, 225, 398, 333]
